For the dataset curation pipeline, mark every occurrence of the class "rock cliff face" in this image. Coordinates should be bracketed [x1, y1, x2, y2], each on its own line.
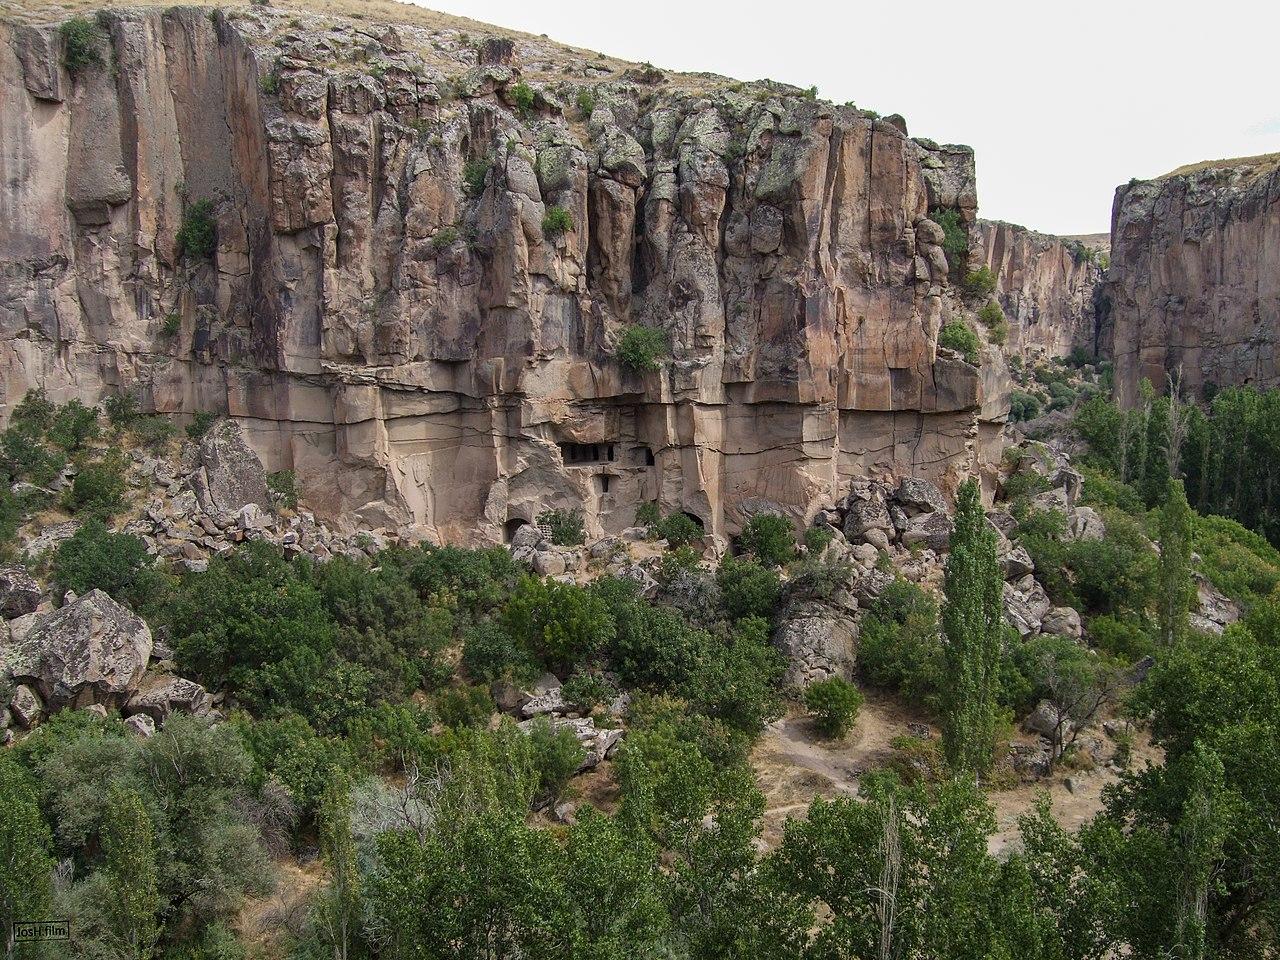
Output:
[976, 220, 1102, 360]
[1, 4, 1005, 543]
[1103, 155, 1280, 406]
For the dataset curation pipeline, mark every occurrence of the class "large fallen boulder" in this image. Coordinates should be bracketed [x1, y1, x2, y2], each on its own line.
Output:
[190, 419, 273, 519]
[0, 567, 42, 619]
[125, 674, 214, 723]
[7, 590, 153, 710]
[773, 600, 859, 687]
[894, 477, 947, 516]
[518, 715, 624, 772]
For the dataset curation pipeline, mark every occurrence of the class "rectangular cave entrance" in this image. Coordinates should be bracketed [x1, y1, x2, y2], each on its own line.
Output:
[559, 442, 616, 465]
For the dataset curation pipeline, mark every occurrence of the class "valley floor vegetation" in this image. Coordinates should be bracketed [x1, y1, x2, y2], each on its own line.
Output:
[2, 381, 1280, 959]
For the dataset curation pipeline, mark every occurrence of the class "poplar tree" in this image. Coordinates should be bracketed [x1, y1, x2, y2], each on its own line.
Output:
[941, 478, 1004, 778]
[0, 758, 55, 960]
[1157, 479, 1195, 648]
[102, 785, 162, 960]
[317, 772, 362, 960]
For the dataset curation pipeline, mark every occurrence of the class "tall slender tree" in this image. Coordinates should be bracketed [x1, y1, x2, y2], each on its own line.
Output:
[101, 785, 162, 960]
[317, 771, 362, 960]
[941, 478, 1004, 778]
[0, 758, 55, 960]
[1157, 479, 1195, 648]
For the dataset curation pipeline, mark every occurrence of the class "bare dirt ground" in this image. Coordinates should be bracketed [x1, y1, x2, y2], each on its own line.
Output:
[752, 691, 1161, 854]
[237, 855, 325, 957]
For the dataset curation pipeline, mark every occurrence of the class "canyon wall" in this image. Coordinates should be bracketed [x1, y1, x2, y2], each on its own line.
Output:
[1103, 155, 1280, 406]
[0, 4, 1005, 543]
[976, 219, 1102, 360]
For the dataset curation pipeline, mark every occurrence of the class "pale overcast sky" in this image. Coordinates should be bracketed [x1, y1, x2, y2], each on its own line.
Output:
[420, 0, 1279, 236]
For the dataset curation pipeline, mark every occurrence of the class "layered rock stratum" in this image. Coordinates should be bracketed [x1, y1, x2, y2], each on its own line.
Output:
[2, 2, 1013, 542]
[976, 220, 1103, 360]
[1103, 153, 1280, 406]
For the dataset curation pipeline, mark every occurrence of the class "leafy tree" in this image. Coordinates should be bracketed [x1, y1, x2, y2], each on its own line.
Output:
[48, 398, 100, 452]
[736, 513, 795, 566]
[716, 556, 781, 619]
[103, 392, 141, 428]
[941, 478, 1004, 776]
[101, 785, 162, 960]
[1157, 478, 1195, 647]
[1009, 390, 1042, 422]
[462, 621, 538, 683]
[655, 512, 702, 548]
[1019, 635, 1122, 764]
[0, 757, 55, 960]
[857, 578, 944, 710]
[61, 454, 127, 519]
[502, 576, 615, 671]
[616, 325, 669, 372]
[52, 518, 155, 606]
[526, 717, 586, 808]
[537, 507, 585, 546]
[803, 677, 863, 738]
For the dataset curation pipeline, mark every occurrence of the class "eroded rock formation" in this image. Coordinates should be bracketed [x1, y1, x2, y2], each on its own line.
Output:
[1103, 155, 1280, 406]
[976, 220, 1103, 360]
[2, 5, 1007, 543]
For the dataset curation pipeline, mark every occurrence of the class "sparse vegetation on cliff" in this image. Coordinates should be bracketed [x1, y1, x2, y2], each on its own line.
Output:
[938, 320, 981, 365]
[931, 207, 969, 265]
[176, 199, 217, 260]
[616, 324, 669, 372]
[60, 16, 102, 75]
[541, 205, 574, 237]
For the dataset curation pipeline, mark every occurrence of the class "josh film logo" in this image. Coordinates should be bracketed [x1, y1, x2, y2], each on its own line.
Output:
[12, 920, 70, 944]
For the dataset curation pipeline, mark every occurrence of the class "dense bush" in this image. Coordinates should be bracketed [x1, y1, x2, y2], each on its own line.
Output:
[716, 556, 781, 620]
[462, 157, 491, 196]
[930, 207, 968, 265]
[938, 321, 981, 365]
[177, 199, 217, 260]
[266, 469, 299, 509]
[1009, 390, 1042, 422]
[526, 717, 585, 807]
[102, 392, 140, 428]
[542, 206, 574, 237]
[977, 299, 1008, 344]
[963, 266, 998, 298]
[803, 677, 863, 738]
[616, 325, 669, 372]
[186, 410, 216, 439]
[510, 81, 535, 114]
[502, 576, 615, 671]
[736, 513, 795, 566]
[61, 456, 127, 520]
[48, 399, 100, 453]
[858, 578, 945, 709]
[52, 519, 155, 606]
[537, 508, 585, 546]
[462, 621, 537, 683]
[654, 512, 702, 548]
[60, 16, 102, 74]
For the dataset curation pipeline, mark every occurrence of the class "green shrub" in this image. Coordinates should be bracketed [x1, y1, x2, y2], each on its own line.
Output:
[978, 300, 1008, 344]
[716, 557, 781, 620]
[542, 205, 574, 237]
[962, 266, 997, 298]
[10, 389, 57, 435]
[858, 579, 945, 711]
[1087, 614, 1156, 663]
[48, 399, 100, 453]
[62, 456, 127, 519]
[462, 158, 491, 196]
[434, 685, 494, 729]
[803, 677, 864, 738]
[1193, 513, 1280, 605]
[236, 711, 352, 818]
[804, 525, 833, 555]
[510, 81, 535, 114]
[131, 415, 176, 451]
[938, 321, 980, 365]
[102, 393, 140, 428]
[462, 621, 537, 683]
[635, 501, 661, 529]
[654, 513, 702, 548]
[186, 410, 216, 439]
[526, 716, 585, 806]
[177, 199, 217, 260]
[537, 508, 585, 546]
[60, 17, 102, 75]
[267, 470, 299, 510]
[52, 518, 154, 606]
[502, 576, 615, 671]
[616, 325, 669, 372]
[930, 207, 968, 264]
[1009, 390, 1042, 423]
[561, 671, 615, 710]
[260, 69, 279, 94]
[575, 88, 596, 116]
[737, 513, 795, 566]
[431, 225, 458, 251]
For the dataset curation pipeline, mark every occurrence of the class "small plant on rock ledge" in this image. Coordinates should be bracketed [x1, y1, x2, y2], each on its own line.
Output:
[177, 199, 217, 260]
[60, 17, 103, 76]
[938, 321, 981, 366]
[930, 207, 968, 266]
[541, 205, 574, 238]
[962, 266, 998, 299]
[186, 410, 216, 440]
[161, 312, 182, 336]
[462, 158, 491, 196]
[510, 81, 535, 116]
[537, 508, 585, 546]
[267, 469, 299, 510]
[977, 300, 1008, 346]
[616, 324, 668, 373]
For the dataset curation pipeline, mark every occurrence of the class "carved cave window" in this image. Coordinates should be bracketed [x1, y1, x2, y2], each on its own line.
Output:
[560, 442, 616, 465]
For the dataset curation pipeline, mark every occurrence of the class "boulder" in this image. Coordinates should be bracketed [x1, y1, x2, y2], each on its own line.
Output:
[894, 477, 946, 516]
[124, 713, 156, 738]
[190, 420, 272, 518]
[843, 497, 892, 540]
[8, 590, 153, 710]
[9, 684, 43, 728]
[852, 568, 895, 606]
[615, 563, 659, 599]
[1023, 699, 1070, 740]
[773, 601, 859, 687]
[521, 688, 569, 719]
[1066, 506, 1106, 542]
[900, 512, 953, 552]
[126, 674, 214, 722]
[0, 567, 42, 619]
[22, 521, 78, 560]
[532, 551, 567, 577]
[1003, 581, 1042, 637]
[999, 544, 1035, 580]
[517, 715, 624, 771]
[1040, 606, 1083, 640]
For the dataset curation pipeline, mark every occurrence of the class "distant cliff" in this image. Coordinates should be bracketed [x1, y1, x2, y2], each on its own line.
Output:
[1, 4, 1006, 543]
[1103, 154, 1280, 406]
[976, 220, 1103, 361]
